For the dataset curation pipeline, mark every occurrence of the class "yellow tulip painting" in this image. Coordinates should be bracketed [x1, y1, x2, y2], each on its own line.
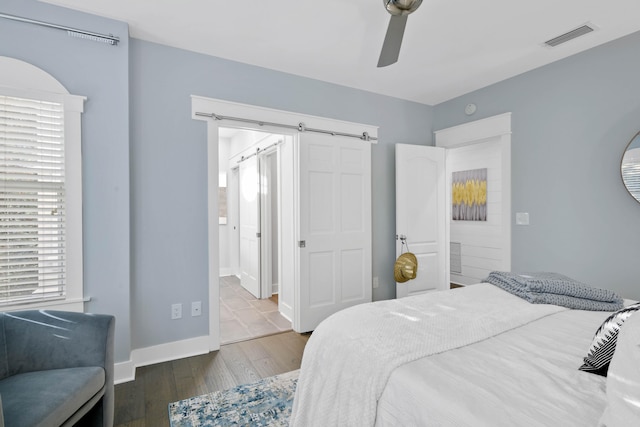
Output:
[452, 168, 487, 221]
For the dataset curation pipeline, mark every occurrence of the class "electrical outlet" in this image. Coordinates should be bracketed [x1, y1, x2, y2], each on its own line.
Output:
[171, 303, 182, 320]
[191, 301, 202, 317]
[373, 276, 379, 289]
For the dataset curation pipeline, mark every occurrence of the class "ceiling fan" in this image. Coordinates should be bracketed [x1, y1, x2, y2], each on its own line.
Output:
[378, 0, 423, 67]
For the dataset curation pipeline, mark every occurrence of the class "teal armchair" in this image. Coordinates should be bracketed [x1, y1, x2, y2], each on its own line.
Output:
[0, 310, 115, 427]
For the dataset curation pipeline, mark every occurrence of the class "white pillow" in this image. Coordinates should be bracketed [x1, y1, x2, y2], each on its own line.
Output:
[598, 311, 640, 426]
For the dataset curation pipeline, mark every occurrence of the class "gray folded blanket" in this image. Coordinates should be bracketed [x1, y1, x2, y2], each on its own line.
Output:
[484, 271, 624, 311]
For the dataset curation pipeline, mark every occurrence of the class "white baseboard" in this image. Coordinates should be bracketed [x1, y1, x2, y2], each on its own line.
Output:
[114, 335, 210, 384]
[219, 268, 232, 277]
[272, 282, 279, 294]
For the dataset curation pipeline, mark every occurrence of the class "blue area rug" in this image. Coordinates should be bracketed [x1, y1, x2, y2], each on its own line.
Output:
[168, 370, 298, 427]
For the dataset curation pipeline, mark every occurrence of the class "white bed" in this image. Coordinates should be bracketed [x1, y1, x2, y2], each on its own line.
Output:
[290, 283, 637, 427]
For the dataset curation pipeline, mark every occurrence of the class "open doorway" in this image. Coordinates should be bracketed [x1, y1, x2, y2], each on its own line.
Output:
[194, 94, 378, 351]
[218, 127, 292, 344]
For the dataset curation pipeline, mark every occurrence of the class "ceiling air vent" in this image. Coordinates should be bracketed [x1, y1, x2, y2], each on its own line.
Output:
[544, 24, 595, 47]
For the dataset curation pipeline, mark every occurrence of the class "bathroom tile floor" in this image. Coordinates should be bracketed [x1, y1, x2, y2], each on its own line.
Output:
[219, 275, 291, 344]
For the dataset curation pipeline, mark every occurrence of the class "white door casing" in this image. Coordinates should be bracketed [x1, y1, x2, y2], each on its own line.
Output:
[239, 155, 261, 298]
[278, 136, 296, 321]
[259, 152, 274, 299]
[395, 144, 448, 298]
[435, 113, 512, 284]
[295, 133, 372, 332]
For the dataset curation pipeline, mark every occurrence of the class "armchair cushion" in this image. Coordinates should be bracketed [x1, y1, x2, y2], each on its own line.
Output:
[0, 367, 104, 427]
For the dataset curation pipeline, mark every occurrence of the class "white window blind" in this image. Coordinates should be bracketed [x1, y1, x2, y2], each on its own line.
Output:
[0, 95, 67, 305]
[622, 149, 640, 198]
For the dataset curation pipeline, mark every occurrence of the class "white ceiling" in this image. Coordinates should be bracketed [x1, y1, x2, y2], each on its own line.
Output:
[41, 0, 640, 105]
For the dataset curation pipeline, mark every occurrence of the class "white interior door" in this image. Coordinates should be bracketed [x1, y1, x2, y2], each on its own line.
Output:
[395, 144, 448, 298]
[295, 133, 372, 332]
[229, 167, 240, 277]
[239, 155, 261, 298]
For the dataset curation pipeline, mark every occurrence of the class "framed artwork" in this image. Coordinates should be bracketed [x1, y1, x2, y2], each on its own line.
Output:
[452, 168, 487, 221]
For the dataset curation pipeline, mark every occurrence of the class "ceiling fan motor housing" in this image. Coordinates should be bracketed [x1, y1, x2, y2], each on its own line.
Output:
[384, 0, 423, 16]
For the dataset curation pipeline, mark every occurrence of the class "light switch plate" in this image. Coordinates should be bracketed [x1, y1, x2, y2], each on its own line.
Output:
[191, 301, 202, 317]
[516, 212, 530, 225]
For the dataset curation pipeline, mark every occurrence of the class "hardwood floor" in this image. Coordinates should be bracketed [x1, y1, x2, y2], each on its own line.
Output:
[114, 331, 310, 427]
[219, 275, 291, 344]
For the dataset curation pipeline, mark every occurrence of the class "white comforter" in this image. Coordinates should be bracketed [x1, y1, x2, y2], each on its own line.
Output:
[375, 308, 611, 426]
[290, 284, 568, 427]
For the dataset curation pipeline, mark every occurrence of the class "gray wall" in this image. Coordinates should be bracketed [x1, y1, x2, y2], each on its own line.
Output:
[434, 31, 640, 300]
[0, 0, 132, 361]
[129, 39, 433, 349]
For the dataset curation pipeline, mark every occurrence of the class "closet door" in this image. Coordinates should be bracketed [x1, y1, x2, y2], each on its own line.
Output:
[239, 155, 261, 298]
[295, 133, 372, 332]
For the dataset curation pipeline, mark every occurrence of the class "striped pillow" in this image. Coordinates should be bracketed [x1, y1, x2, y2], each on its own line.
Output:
[579, 302, 640, 376]
[598, 310, 640, 426]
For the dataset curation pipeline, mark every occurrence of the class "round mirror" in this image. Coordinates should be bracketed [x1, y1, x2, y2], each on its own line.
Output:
[621, 132, 640, 203]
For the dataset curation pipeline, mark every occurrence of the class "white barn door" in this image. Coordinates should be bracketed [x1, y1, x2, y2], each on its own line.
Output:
[239, 155, 261, 298]
[395, 144, 448, 298]
[295, 133, 372, 332]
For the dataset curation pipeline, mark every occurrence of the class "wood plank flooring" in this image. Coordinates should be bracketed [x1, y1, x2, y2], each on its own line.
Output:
[219, 276, 291, 344]
[114, 331, 310, 427]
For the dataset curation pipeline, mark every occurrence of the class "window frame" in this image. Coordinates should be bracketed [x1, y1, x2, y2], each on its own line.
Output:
[0, 58, 85, 312]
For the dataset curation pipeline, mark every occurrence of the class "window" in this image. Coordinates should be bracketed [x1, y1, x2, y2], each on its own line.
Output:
[0, 57, 85, 311]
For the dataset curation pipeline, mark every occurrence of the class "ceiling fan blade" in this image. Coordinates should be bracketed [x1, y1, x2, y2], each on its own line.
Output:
[377, 14, 408, 68]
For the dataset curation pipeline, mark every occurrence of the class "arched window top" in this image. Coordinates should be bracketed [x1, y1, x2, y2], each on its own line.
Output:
[0, 56, 85, 112]
[0, 56, 68, 94]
